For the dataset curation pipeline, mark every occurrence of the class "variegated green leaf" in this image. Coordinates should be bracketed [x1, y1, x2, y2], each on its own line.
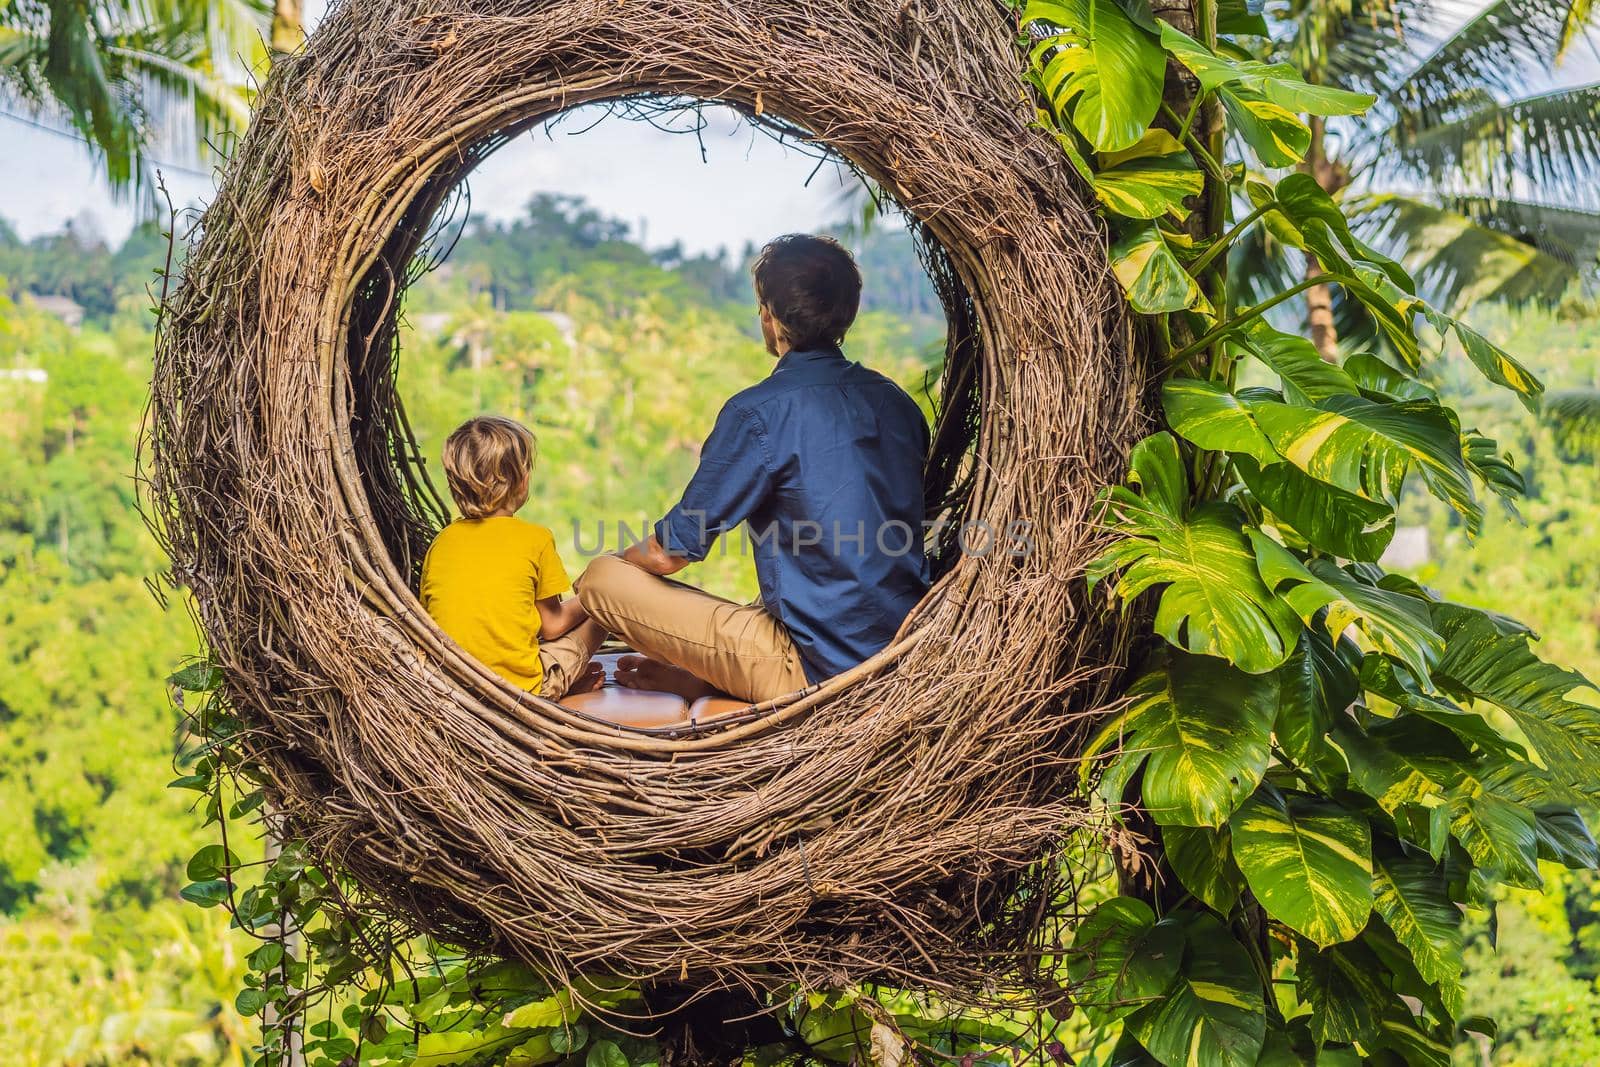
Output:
[1449, 781, 1542, 890]
[1236, 456, 1396, 562]
[1423, 311, 1544, 412]
[1110, 222, 1211, 313]
[1125, 913, 1266, 1067]
[1534, 808, 1600, 869]
[1229, 788, 1373, 947]
[1157, 23, 1374, 116]
[1253, 544, 1444, 682]
[1371, 1005, 1453, 1067]
[1344, 353, 1438, 403]
[1237, 322, 1359, 405]
[1274, 629, 1358, 769]
[1066, 898, 1184, 1023]
[1089, 434, 1304, 673]
[1024, 0, 1166, 151]
[1295, 937, 1388, 1044]
[1162, 379, 1277, 465]
[1434, 603, 1600, 805]
[1247, 393, 1479, 528]
[1083, 651, 1277, 827]
[1219, 85, 1309, 167]
[1337, 716, 1469, 816]
[1371, 846, 1464, 1014]
[1093, 153, 1206, 219]
[1162, 824, 1245, 914]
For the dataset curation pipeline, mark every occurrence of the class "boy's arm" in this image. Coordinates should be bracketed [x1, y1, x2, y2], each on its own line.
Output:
[536, 594, 590, 640]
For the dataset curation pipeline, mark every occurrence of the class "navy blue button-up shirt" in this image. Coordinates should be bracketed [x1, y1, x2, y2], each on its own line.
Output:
[655, 346, 930, 684]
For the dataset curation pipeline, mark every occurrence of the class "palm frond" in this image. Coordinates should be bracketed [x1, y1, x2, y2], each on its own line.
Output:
[1442, 193, 1600, 265]
[1350, 192, 1582, 309]
[1389, 82, 1600, 207]
[1559, 0, 1596, 57]
[1382, 0, 1575, 122]
[1544, 388, 1600, 457]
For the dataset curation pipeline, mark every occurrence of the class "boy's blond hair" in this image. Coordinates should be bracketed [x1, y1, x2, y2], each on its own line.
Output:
[442, 416, 535, 519]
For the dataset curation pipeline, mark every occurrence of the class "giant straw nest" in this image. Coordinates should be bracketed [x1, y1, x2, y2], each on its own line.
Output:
[145, 0, 1147, 1005]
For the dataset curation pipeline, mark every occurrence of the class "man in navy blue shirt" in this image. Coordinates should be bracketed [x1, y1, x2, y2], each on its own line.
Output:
[576, 234, 930, 705]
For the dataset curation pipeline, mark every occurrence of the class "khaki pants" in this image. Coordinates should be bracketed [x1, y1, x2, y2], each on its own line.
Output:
[575, 554, 810, 704]
[537, 621, 605, 700]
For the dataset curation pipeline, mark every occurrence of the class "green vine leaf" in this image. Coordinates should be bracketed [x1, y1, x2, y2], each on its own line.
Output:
[1252, 544, 1445, 683]
[1092, 132, 1206, 219]
[1371, 845, 1465, 1014]
[1110, 222, 1212, 313]
[1162, 379, 1277, 464]
[1238, 323, 1359, 404]
[1229, 788, 1374, 948]
[1337, 715, 1469, 821]
[1295, 937, 1388, 1044]
[1247, 393, 1480, 529]
[1090, 433, 1304, 673]
[1274, 629, 1358, 770]
[1066, 898, 1185, 1022]
[1534, 808, 1600, 869]
[1218, 86, 1309, 167]
[1448, 782, 1543, 890]
[1025, 0, 1167, 152]
[1433, 602, 1600, 804]
[1161, 824, 1246, 914]
[1236, 456, 1397, 562]
[1083, 650, 1278, 827]
[1124, 913, 1266, 1067]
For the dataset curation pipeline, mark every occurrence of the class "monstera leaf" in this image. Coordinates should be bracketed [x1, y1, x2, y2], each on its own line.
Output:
[1067, 898, 1184, 1022]
[1090, 433, 1304, 673]
[1247, 393, 1478, 527]
[1425, 311, 1544, 412]
[1024, 0, 1166, 152]
[1230, 788, 1374, 948]
[1084, 651, 1278, 827]
[1433, 603, 1600, 804]
[1274, 629, 1359, 770]
[1125, 913, 1266, 1067]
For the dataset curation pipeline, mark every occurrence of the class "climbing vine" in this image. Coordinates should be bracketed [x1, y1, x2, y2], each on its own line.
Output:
[164, 0, 1600, 1064]
[1024, 0, 1600, 1062]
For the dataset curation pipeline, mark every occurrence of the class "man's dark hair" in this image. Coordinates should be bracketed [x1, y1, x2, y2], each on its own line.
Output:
[751, 234, 863, 351]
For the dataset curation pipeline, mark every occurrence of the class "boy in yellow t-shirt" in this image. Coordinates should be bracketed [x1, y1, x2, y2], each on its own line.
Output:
[420, 416, 603, 699]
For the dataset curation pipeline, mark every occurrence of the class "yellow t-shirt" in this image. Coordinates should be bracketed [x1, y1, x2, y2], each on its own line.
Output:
[420, 516, 571, 694]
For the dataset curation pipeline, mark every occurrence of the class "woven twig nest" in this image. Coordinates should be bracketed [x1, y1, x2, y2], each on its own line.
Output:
[147, 0, 1143, 1000]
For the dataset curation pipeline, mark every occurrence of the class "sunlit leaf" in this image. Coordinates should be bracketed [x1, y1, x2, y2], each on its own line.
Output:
[1162, 379, 1277, 464]
[1026, 0, 1167, 151]
[1083, 650, 1277, 827]
[1230, 788, 1374, 947]
[1090, 434, 1303, 672]
[1110, 223, 1211, 312]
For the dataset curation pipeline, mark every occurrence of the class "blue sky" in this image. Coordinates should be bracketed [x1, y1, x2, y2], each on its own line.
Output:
[0, 102, 853, 256]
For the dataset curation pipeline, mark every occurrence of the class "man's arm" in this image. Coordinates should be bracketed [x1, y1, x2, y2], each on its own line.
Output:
[619, 534, 691, 577]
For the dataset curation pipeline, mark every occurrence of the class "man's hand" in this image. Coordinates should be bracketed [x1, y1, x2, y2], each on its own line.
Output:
[619, 534, 692, 577]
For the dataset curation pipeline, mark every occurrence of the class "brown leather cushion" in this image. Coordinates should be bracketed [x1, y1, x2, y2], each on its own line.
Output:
[562, 686, 690, 729]
[561, 653, 752, 730]
[689, 696, 753, 723]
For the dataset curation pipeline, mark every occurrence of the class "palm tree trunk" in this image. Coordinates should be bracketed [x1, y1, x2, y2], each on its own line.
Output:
[1303, 116, 1346, 361]
[272, 0, 305, 57]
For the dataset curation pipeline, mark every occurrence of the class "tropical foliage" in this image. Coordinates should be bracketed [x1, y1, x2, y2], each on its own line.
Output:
[0, 0, 268, 197]
[1025, 0, 1600, 1061]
